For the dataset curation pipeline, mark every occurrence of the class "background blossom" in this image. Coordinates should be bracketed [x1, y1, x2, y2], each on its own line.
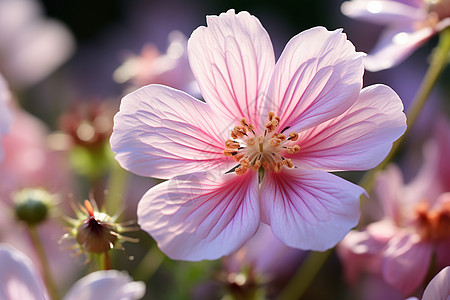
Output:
[341, 0, 450, 71]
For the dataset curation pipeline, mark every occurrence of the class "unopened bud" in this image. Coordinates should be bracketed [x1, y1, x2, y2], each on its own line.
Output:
[14, 188, 54, 226]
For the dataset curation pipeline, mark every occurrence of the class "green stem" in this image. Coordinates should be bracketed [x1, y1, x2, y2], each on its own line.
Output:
[132, 245, 165, 281]
[106, 159, 129, 215]
[359, 26, 450, 194]
[28, 226, 60, 300]
[276, 250, 332, 300]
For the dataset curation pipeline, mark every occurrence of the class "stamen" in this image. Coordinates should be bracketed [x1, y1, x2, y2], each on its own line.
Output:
[223, 113, 301, 175]
[288, 132, 299, 141]
[286, 145, 301, 154]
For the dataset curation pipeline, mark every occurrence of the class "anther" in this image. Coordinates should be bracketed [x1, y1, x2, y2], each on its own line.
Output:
[288, 132, 299, 141]
[286, 145, 300, 154]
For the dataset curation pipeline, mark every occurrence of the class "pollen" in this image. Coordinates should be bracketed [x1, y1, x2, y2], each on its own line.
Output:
[223, 112, 300, 175]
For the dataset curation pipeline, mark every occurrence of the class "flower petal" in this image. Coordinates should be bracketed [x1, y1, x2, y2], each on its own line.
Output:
[374, 165, 405, 223]
[422, 266, 450, 300]
[260, 168, 364, 251]
[63, 270, 145, 300]
[293, 84, 406, 171]
[337, 229, 385, 283]
[364, 25, 434, 71]
[0, 244, 49, 300]
[188, 9, 275, 125]
[264, 26, 364, 133]
[138, 171, 260, 261]
[382, 233, 433, 294]
[341, 0, 424, 25]
[111, 84, 232, 179]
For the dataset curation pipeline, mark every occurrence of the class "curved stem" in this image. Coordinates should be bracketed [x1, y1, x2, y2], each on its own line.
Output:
[28, 226, 60, 300]
[359, 26, 450, 194]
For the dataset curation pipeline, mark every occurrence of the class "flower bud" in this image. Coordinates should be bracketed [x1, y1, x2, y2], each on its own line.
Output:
[76, 210, 118, 254]
[63, 199, 138, 256]
[14, 188, 54, 226]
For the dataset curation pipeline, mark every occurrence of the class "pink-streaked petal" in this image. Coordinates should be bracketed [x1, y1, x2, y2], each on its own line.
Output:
[0, 245, 49, 300]
[422, 266, 450, 300]
[382, 233, 433, 294]
[137, 171, 260, 261]
[188, 9, 275, 125]
[265, 27, 364, 133]
[292, 84, 406, 172]
[63, 270, 145, 300]
[341, 0, 425, 25]
[304, 95, 405, 170]
[374, 165, 405, 224]
[260, 168, 364, 251]
[364, 25, 435, 71]
[111, 84, 232, 179]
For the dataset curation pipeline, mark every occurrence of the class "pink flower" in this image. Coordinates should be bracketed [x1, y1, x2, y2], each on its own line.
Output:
[111, 9, 406, 261]
[0, 73, 12, 161]
[0, 0, 74, 88]
[341, 0, 450, 71]
[0, 244, 146, 300]
[0, 106, 75, 285]
[113, 30, 199, 95]
[338, 119, 450, 295]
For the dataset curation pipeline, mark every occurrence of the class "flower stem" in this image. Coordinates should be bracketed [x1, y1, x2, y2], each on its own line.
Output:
[105, 159, 129, 214]
[359, 26, 450, 194]
[28, 225, 60, 300]
[275, 249, 332, 300]
[132, 245, 165, 281]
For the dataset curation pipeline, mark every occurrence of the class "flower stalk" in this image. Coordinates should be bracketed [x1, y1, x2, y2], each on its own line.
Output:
[28, 225, 60, 300]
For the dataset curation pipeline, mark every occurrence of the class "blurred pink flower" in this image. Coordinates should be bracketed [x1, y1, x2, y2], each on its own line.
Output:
[341, 0, 450, 71]
[0, 0, 74, 88]
[0, 244, 145, 300]
[111, 9, 406, 261]
[0, 73, 12, 161]
[0, 105, 74, 286]
[338, 119, 450, 295]
[0, 107, 71, 194]
[114, 30, 199, 95]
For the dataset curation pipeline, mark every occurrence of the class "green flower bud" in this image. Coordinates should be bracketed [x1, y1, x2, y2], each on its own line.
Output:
[14, 188, 54, 226]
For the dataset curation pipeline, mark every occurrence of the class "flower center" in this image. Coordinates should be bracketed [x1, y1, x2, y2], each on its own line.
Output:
[426, 0, 450, 20]
[416, 0, 450, 29]
[223, 112, 300, 175]
[414, 200, 450, 241]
